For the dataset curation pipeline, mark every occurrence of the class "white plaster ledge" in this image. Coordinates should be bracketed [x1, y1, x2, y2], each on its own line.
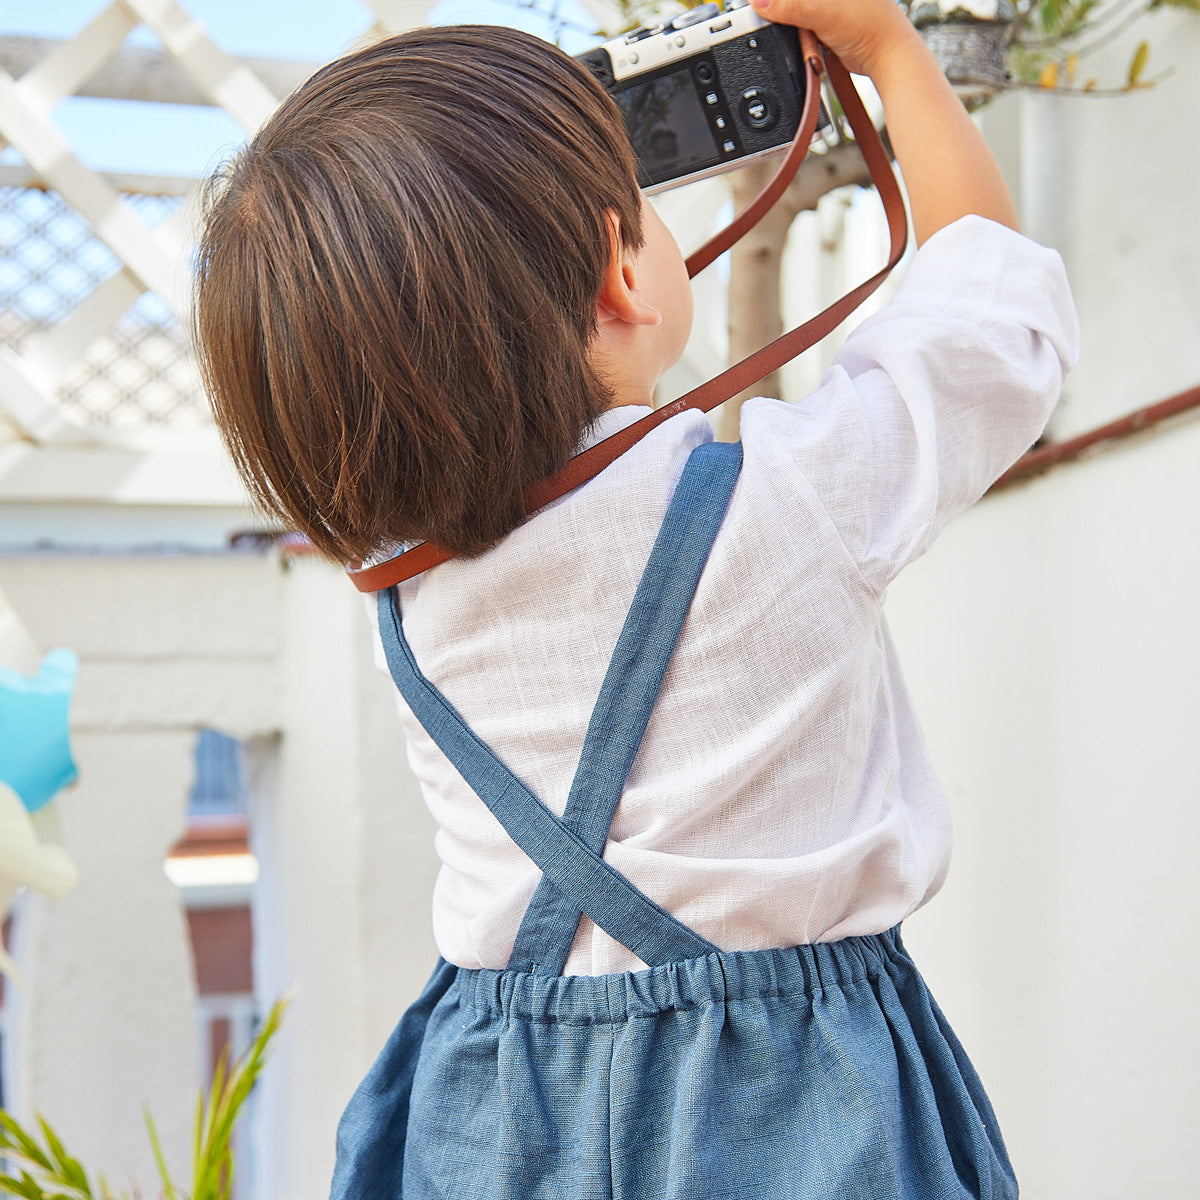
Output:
[72, 657, 281, 737]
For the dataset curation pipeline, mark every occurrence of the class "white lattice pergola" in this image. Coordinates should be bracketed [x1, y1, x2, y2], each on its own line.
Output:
[0, 0, 280, 443]
[0, 0, 669, 539]
[0, 0, 640, 437]
[0, 0, 499, 554]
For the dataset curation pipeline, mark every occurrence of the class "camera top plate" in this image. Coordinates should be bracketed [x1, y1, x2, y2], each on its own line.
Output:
[578, 4, 822, 193]
[602, 2, 769, 82]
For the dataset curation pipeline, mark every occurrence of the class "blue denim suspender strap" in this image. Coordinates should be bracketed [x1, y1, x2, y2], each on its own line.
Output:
[376, 440, 742, 972]
[508, 440, 742, 973]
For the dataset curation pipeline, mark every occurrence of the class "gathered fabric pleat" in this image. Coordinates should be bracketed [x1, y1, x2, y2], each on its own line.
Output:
[333, 929, 1016, 1199]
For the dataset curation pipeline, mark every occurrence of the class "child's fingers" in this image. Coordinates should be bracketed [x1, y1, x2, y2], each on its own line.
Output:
[748, 0, 849, 54]
[749, 0, 812, 24]
[750, 0, 917, 77]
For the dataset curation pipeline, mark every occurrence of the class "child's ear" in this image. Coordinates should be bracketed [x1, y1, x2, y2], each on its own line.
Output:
[596, 210, 662, 329]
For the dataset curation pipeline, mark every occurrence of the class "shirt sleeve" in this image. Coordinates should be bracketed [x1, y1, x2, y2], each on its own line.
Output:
[741, 215, 1080, 592]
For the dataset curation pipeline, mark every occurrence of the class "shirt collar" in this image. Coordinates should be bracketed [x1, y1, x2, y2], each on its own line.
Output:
[578, 404, 654, 453]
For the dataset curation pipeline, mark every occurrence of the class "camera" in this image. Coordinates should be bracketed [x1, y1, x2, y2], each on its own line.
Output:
[576, 2, 823, 194]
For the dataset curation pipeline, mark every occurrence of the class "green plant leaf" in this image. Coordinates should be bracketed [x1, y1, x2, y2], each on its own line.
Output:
[142, 1108, 179, 1200]
[1039, 0, 1067, 33]
[2, 998, 287, 1200]
[1128, 39, 1150, 85]
[0, 1113, 54, 1173]
[192, 1091, 205, 1189]
[1058, 0, 1101, 38]
[34, 1118, 90, 1195]
[0, 1173, 44, 1200]
[191, 999, 288, 1200]
[16, 1171, 44, 1200]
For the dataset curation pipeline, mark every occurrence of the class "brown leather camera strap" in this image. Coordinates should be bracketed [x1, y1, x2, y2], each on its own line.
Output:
[683, 29, 828, 277]
[348, 39, 907, 592]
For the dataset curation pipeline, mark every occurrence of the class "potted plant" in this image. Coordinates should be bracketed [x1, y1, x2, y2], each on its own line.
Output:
[908, 0, 1017, 100]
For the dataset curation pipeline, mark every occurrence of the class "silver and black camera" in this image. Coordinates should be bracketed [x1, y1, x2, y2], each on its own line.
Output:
[577, 2, 821, 194]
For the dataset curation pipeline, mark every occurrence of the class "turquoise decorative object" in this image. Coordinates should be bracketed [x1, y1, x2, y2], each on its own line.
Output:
[0, 648, 79, 813]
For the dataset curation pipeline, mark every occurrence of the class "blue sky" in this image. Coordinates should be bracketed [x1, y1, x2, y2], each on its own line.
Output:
[0, 0, 602, 175]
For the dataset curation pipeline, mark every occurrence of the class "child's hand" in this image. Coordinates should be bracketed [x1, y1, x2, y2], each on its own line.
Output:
[756, 0, 1019, 244]
[749, 0, 922, 78]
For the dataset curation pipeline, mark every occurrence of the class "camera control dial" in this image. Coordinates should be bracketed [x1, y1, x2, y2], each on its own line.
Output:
[740, 87, 779, 130]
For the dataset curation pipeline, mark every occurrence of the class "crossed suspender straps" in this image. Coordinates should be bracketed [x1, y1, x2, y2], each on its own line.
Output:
[376, 440, 742, 974]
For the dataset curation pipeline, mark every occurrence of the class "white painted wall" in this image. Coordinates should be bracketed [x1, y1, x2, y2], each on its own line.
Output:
[887, 14, 1200, 1200]
[250, 556, 436, 1200]
[0, 551, 438, 1200]
[0, 554, 283, 1188]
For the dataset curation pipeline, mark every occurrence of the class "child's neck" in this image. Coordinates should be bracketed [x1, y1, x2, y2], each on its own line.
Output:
[608, 389, 654, 409]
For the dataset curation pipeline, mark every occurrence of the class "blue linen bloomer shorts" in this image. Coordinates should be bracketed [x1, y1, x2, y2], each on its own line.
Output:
[331, 443, 1018, 1199]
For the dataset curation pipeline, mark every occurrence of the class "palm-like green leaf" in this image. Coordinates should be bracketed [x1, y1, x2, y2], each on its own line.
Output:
[1, 997, 288, 1200]
[0, 1171, 44, 1200]
[192, 1000, 287, 1200]
[0, 1112, 54, 1173]
[35, 1119, 89, 1196]
[0, 1114, 94, 1200]
[142, 1108, 179, 1200]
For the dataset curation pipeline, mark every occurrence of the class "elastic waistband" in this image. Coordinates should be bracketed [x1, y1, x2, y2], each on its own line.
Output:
[453, 926, 910, 1025]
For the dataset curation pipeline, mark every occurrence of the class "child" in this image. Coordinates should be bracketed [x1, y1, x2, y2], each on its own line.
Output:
[194, 0, 1078, 1194]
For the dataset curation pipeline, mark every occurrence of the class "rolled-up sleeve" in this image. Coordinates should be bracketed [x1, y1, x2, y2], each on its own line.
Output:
[744, 215, 1080, 592]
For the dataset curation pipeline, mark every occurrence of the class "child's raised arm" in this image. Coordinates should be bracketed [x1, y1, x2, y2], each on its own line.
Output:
[750, 0, 1019, 244]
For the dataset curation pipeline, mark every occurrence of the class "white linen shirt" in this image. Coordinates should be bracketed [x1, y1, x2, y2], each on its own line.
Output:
[374, 216, 1079, 976]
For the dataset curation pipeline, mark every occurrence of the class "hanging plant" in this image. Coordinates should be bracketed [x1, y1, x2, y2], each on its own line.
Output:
[909, 0, 1018, 101]
[1005, 0, 1199, 94]
[900, 0, 1196, 99]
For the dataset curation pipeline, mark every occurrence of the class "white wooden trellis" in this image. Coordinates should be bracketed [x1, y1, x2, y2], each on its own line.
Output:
[0, 0, 435, 449]
[0, 0, 747, 456]
[0, 0, 895, 533]
[0, 0, 270, 443]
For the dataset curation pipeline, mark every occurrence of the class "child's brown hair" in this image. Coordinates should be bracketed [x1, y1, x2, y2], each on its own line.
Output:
[194, 25, 644, 562]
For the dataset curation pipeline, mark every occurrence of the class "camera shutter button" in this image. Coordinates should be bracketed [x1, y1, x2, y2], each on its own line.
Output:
[740, 87, 778, 130]
[670, 2, 720, 28]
